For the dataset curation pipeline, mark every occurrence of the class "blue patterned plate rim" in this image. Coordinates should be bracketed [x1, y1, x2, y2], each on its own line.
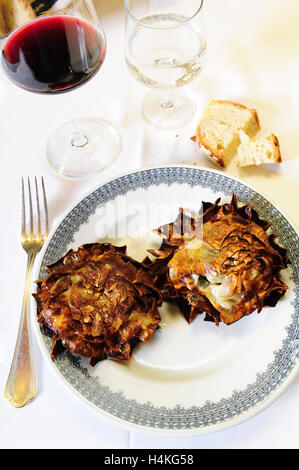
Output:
[32, 165, 299, 435]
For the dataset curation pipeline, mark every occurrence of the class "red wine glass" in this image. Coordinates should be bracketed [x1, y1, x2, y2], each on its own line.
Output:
[1, 0, 121, 178]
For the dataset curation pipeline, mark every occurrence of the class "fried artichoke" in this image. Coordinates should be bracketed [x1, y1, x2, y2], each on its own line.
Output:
[145, 195, 289, 325]
[34, 243, 162, 365]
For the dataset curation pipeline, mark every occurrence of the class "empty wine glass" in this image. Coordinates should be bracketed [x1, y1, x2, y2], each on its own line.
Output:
[1, 0, 121, 178]
[125, 0, 206, 129]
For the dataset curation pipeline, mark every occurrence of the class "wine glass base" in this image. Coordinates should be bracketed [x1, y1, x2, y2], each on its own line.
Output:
[46, 118, 122, 179]
[141, 90, 196, 129]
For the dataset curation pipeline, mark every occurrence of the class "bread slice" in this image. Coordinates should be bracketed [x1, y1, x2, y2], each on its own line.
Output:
[0, 0, 36, 39]
[195, 100, 261, 168]
[237, 130, 282, 167]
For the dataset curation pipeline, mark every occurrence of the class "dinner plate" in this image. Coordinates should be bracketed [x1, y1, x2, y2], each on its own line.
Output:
[33, 166, 299, 435]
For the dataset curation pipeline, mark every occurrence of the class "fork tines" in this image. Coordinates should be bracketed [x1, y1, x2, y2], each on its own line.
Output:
[22, 177, 49, 241]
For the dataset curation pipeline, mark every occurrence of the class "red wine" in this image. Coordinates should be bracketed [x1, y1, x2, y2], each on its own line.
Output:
[1, 15, 106, 93]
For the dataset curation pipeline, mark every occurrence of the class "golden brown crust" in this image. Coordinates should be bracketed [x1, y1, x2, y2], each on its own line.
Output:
[194, 100, 261, 169]
[268, 134, 282, 163]
[20, 0, 35, 14]
[208, 100, 261, 129]
[0, 0, 36, 39]
[195, 127, 226, 168]
[146, 195, 289, 326]
[33, 243, 162, 366]
[237, 132, 282, 167]
[0, 7, 8, 37]
[0, 3, 10, 37]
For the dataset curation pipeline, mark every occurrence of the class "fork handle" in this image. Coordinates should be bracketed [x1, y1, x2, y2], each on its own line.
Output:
[5, 251, 37, 408]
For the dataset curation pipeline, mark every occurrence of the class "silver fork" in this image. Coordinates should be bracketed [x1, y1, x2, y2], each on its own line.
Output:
[5, 177, 49, 408]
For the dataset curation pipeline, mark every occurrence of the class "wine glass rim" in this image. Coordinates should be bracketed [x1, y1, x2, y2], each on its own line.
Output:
[124, 0, 204, 29]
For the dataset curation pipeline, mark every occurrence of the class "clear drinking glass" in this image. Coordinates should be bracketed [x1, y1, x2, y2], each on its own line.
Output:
[1, 0, 121, 178]
[125, 0, 206, 129]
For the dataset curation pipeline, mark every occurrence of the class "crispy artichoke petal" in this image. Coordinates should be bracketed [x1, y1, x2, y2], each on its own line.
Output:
[147, 195, 289, 326]
[34, 243, 161, 365]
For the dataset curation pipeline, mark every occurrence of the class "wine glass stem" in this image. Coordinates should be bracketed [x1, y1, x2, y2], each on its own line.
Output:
[161, 100, 175, 110]
[70, 117, 89, 148]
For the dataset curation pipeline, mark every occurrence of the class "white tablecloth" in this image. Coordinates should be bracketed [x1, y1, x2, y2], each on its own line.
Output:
[1, 0, 298, 449]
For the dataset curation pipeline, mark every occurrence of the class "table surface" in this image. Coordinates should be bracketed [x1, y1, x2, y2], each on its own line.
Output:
[1, 0, 299, 449]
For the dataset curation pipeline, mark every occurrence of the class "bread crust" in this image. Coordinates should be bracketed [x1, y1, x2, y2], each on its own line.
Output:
[237, 132, 282, 167]
[208, 100, 261, 129]
[196, 128, 226, 168]
[195, 100, 261, 168]
[0, 0, 36, 38]
[267, 134, 282, 163]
